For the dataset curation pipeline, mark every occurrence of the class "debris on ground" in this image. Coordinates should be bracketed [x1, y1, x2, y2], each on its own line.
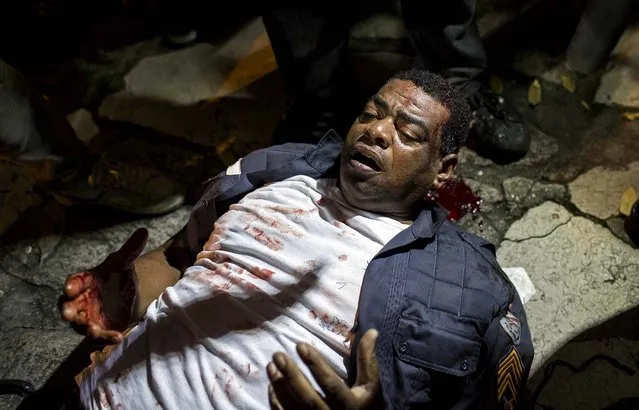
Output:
[528, 79, 542, 106]
[620, 186, 637, 217]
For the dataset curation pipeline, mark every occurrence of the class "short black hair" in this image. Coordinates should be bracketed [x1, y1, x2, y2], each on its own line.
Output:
[389, 69, 471, 156]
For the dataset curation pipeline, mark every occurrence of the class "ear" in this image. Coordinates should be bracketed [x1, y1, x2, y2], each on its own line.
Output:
[432, 154, 457, 190]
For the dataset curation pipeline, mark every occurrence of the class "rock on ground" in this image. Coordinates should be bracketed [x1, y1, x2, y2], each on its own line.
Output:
[502, 177, 567, 209]
[594, 26, 639, 108]
[0, 207, 190, 290]
[503, 201, 572, 241]
[458, 213, 502, 246]
[497, 202, 639, 373]
[569, 162, 639, 220]
[0, 329, 83, 410]
[98, 21, 284, 148]
[465, 178, 504, 208]
[516, 127, 560, 167]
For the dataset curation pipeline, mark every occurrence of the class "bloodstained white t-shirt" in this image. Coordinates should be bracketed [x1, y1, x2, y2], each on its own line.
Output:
[78, 175, 408, 410]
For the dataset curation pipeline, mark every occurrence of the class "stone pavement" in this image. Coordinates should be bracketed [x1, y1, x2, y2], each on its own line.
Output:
[2, 9, 639, 410]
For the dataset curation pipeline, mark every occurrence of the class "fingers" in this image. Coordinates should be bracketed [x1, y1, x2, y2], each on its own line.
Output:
[61, 300, 89, 325]
[268, 384, 284, 410]
[355, 329, 380, 386]
[64, 272, 94, 298]
[351, 329, 380, 403]
[87, 321, 123, 344]
[268, 352, 328, 410]
[296, 343, 355, 409]
[61, 298, 123, 343]
[267, 360, 301, 410]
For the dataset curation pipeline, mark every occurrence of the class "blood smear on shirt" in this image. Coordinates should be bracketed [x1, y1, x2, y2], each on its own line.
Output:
[432, 178, 481, 221]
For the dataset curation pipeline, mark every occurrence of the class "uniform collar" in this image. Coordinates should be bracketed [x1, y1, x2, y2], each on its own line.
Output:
[412, 204, 449, 239]
[305, 129, 344, 171]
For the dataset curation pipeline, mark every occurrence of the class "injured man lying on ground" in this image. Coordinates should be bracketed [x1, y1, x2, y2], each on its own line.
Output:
[60, 69, 534, 410]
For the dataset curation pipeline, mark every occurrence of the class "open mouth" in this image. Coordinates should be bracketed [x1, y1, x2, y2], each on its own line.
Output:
[348, 149, 382, 173]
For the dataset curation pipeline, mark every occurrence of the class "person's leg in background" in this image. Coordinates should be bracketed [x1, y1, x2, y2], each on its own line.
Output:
[0, 59, 89, 164]
[0, 60, 185, 216]
[401, 0, 530, 163]
[263, 2, 357, 144]
[155, 0, 199, 47]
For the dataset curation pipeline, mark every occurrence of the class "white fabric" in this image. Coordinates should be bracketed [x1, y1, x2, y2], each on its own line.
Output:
[225, 158, 242, 176]
[79, 176, 408, 410]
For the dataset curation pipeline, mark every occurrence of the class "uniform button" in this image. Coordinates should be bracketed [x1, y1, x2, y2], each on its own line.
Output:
[399, 343, 408, 354]
[460, 360, 469, 371]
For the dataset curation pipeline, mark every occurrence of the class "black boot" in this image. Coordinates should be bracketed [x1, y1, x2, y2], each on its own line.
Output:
[468, 88, 530, 164]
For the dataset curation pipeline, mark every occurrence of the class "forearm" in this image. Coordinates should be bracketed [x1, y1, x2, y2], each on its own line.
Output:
[131, 239, 184, 321]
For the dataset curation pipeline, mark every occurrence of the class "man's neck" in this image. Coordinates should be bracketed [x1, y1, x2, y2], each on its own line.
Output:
[378, 210, 414, 223]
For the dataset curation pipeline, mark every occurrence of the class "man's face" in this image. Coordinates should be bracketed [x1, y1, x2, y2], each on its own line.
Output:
[340, 79, 455, 215]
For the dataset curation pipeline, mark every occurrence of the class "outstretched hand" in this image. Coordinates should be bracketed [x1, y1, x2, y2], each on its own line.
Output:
[59, 228, 148, 343]
[267, 329, 382, 410]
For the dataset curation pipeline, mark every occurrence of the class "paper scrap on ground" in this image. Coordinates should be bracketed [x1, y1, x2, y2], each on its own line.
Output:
[503, 267, 536, 304]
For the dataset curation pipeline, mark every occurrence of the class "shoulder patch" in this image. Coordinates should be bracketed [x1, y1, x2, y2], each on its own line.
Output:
[497, 347, 524, 410]
[500, 311, 521, 345]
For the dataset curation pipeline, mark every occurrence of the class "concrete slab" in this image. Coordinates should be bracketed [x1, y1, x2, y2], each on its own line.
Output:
[569, 162, 639, 220]
[497, 202, 639, 373]
[595, 25, 639, 108]
[516, 127, 560, 167]
[0, 207, 189, 290]
[465, 178, 504, 210]
[0, 328, 83, 410]
[503, 201, 571, 241]
[98, 19, 284, 148]
[458, 213, 502, 245]
[502, 177, 566, 209]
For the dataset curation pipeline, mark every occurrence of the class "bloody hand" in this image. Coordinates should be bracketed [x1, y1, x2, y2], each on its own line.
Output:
[60, 228, 148, 343]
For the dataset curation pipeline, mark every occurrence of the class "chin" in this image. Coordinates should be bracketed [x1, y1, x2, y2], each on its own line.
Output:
[339, 172, 379, 210]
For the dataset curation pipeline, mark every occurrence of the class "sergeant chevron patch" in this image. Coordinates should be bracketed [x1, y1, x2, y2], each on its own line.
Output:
[497, 347, 523, 410]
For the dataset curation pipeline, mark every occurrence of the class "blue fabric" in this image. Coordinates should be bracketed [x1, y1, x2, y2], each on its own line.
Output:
[176, 131, 534, 409]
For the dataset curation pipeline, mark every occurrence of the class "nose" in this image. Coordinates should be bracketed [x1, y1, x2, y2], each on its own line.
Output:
[362, 117, 393, 149]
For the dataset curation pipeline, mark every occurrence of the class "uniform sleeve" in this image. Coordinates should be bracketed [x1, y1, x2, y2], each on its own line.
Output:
[483, 292, 534, 410]
[164, 141, 329, 273]
[164, 167, 241, 273]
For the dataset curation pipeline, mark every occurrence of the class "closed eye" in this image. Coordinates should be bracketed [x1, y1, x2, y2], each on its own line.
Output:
[359, 112, 377, 122]
[398, 129, 422, 142]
